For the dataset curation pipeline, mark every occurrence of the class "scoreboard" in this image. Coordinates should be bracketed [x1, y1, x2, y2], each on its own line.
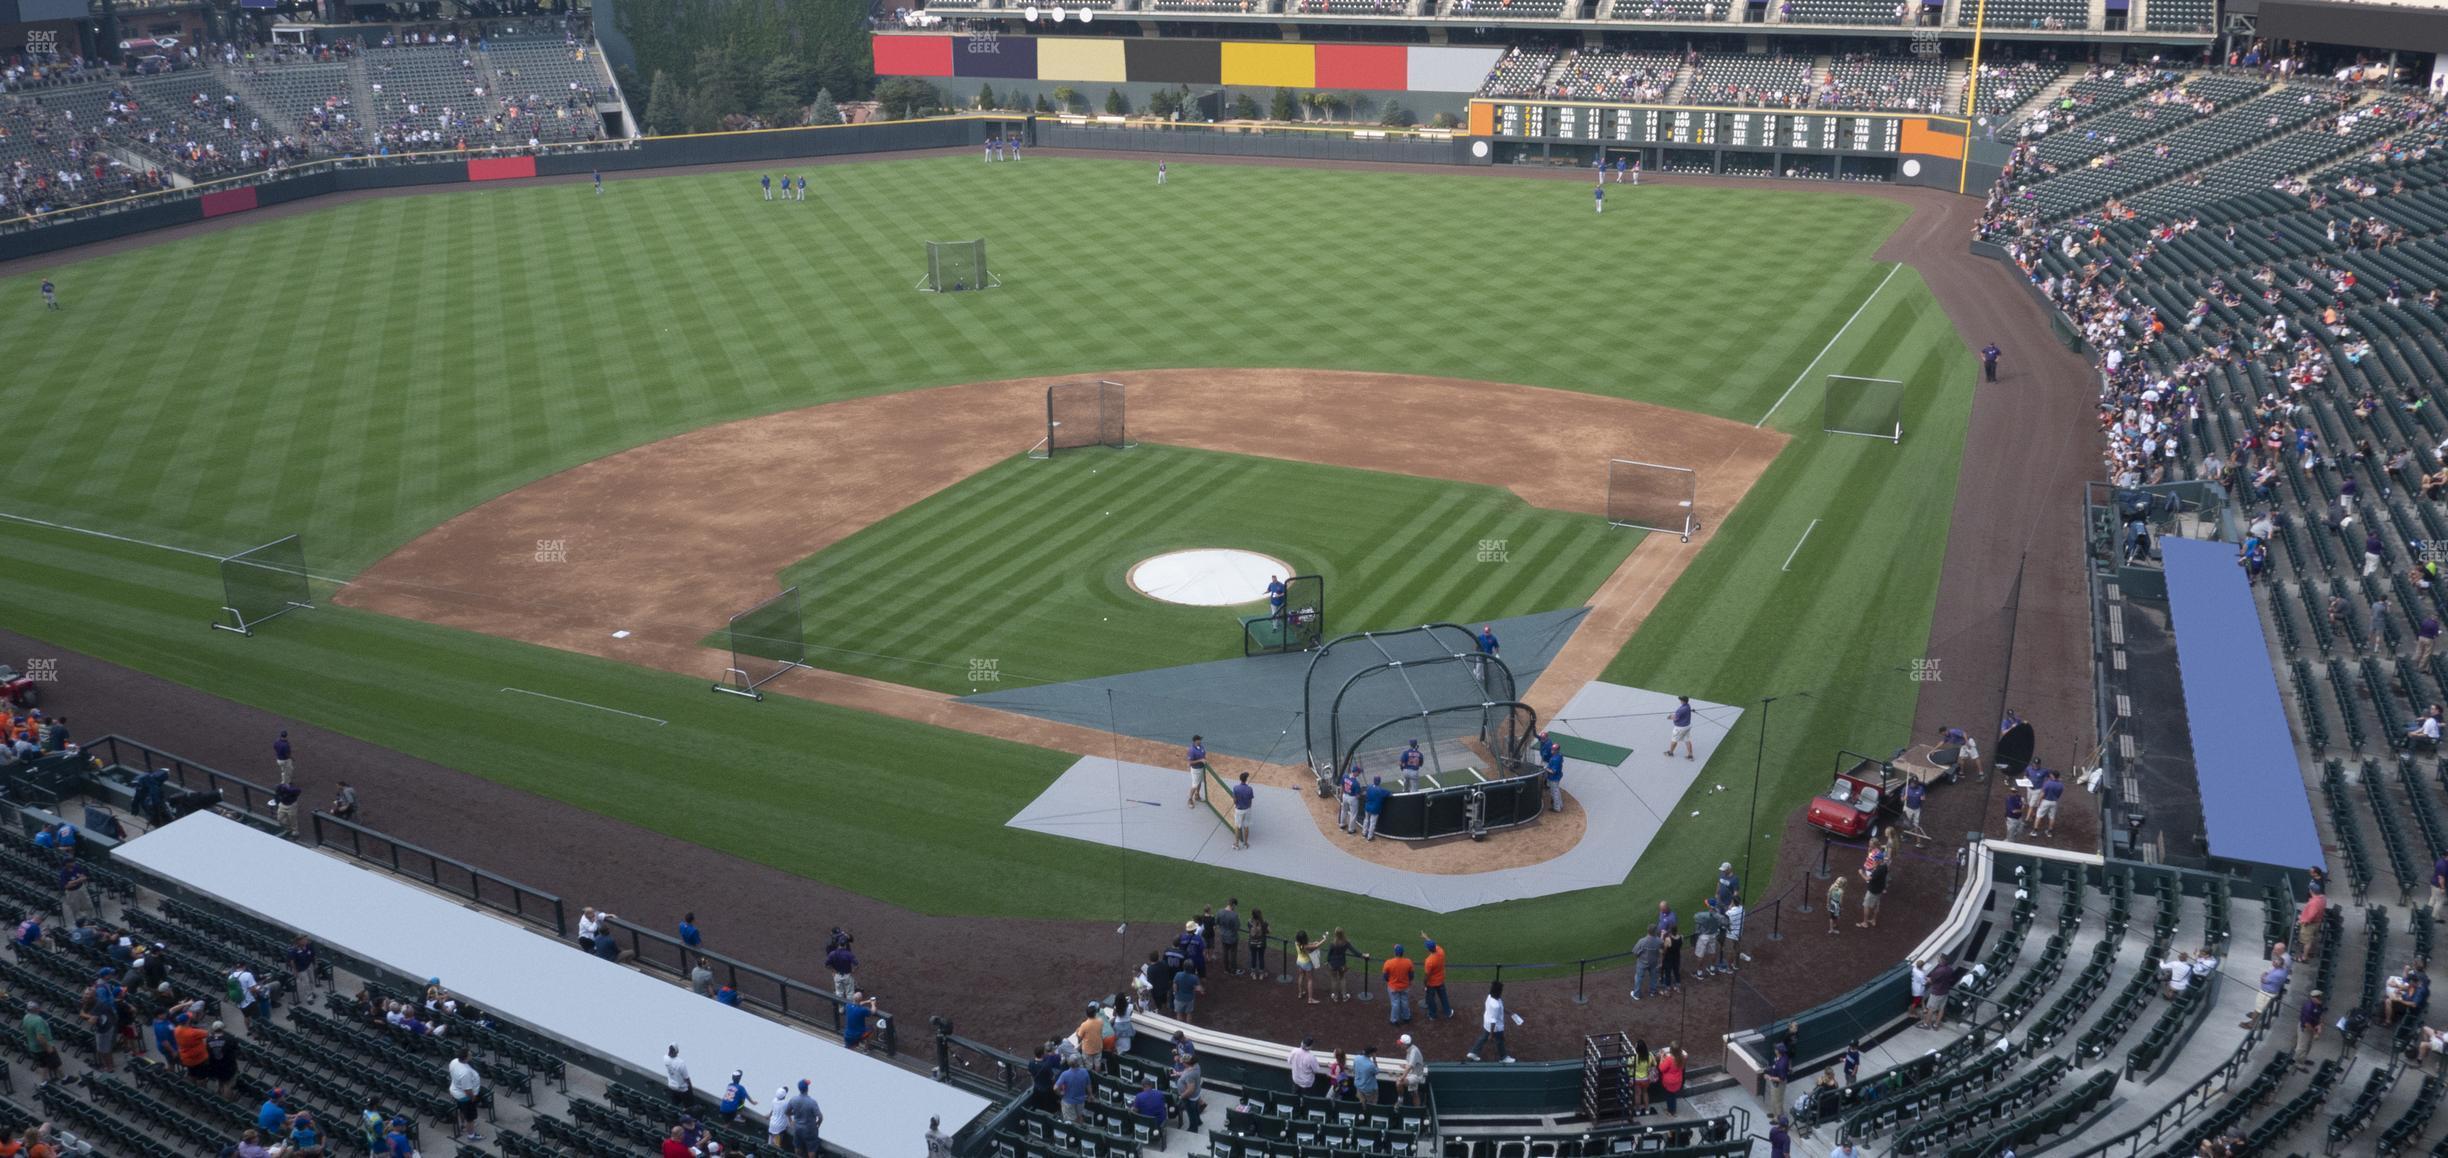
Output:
[1476, 100, 1937, 154]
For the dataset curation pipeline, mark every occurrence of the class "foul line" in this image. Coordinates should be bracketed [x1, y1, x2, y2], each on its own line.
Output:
[1755, 263, 1904, 429]
[497, 687, 668, 726]
[1781, 518, 1823, 573]
[0, 510, 355, 585]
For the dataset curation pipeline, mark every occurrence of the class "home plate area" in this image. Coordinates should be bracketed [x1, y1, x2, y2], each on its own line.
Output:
[1004, 683, 1740, 912]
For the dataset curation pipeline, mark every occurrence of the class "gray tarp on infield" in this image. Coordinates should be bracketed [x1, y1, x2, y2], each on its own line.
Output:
[1003, 681, 1743, 911]
[959, 608, 1589, 764]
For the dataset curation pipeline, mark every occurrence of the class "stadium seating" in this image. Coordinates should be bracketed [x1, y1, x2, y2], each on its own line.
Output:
[1784, 0, 1919, 26]
[1687, 54, 1816, 108]
[2141, 0, 2215, 33]
[1545, 50, 1681, 102]
[1442, 0, 1574, 17]
[1602, 0, 1721, 19]
[1824, 55, 1950, 112]
[480, 36, 613, 144]
[1967, 59, 2067, 118]
[228, 60, 367, 153]
[1957, 0, 2085, 28]
[1478, 48, 1562, 98]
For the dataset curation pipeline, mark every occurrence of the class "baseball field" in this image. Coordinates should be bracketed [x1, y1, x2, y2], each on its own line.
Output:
[0, 152, 1973, 966]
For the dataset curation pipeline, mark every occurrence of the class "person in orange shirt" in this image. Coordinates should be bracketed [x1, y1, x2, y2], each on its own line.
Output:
[173, 1014, 209, 1080]
[1417, 934, 1452, 1021]
[1381, 945, 1415, 1026]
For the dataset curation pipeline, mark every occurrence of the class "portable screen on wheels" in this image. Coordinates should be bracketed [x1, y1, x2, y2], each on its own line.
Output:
[1605, 459, 1699, 541]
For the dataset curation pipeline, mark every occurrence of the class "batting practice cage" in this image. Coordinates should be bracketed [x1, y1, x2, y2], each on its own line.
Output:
[1301, 624, 1545, 840]
[1028, 379, 1133, 459]
[210, 534, 313, 635]
[916, 239, 999, 293]
[1823, 374, 1906, 443]
[713, 585, 808, 700]
[1242, 574, 1326, 656]
[1606, 458, 1700, 542]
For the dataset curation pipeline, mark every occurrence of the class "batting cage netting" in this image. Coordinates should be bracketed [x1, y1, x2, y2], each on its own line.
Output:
[211, 533, 313, 635]
[1243, 574, 1325, 656]
[1031, 379, 1133, 459]
[1605, 458, 1699, 542]
[1301, 624, 1534, 792]
[917, 239, 998, 293]
[713, 585, 808, 699]
[1823, 374, 1905, 443]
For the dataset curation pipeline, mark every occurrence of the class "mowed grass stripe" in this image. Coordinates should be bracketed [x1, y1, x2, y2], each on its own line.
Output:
[785, 446, 1631, 691]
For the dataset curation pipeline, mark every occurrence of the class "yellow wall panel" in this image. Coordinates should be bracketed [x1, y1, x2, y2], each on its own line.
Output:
[1219, 42, 1315, 88]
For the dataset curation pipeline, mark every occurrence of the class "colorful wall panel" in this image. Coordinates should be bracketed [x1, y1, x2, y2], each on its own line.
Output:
[1221, 41, 1315, 88]
[874, 35, 955, 78]
[1406, 46, 1505, 93]
[1035, 36, 1129, 84]
[872, 35, 1504, 94]
[1315, 44, 1407, 91]
[957, 35, 1039, 79]
[1124, 38, 1222, 85]
[1899, 117, 1966, 160]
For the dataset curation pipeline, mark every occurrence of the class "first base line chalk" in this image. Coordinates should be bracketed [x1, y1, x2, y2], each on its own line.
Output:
[1781, 519, 1822, 573]
[498, 687, 668, 726]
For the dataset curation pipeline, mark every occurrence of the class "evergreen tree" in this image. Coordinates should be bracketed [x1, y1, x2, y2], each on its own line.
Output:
[643, 68, 683, 134]
[810, 87, 841, 125]
[977, 82, 998, 110]
[1103, 88, 1128, 115]
[1269, 87, 1298, 121]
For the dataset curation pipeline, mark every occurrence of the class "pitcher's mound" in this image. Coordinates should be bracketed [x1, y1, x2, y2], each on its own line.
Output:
[1128, 549, 1292, 606]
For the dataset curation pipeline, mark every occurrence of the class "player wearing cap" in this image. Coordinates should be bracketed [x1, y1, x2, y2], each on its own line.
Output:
[1666, 696, 1695, 759]
[1185, 736, 1209, 807]
[1399, 740, 1424, 791]
[718, 1071, 759, 1122]
[1418, 934, 1451, 1019]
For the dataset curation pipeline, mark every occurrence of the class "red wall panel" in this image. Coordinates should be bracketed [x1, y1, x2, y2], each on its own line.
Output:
[1315, 44, 1408, 91]
[197, 186, 259, 218]
[467, 156, 539, 182]
[873, 35, 956, 78]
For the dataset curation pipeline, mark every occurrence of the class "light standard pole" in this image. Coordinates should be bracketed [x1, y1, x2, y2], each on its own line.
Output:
[1744, 695, 1778, 893]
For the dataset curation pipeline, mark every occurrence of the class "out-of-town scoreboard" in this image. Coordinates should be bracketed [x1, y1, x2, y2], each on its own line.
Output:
[1471, 100, 1965, 154]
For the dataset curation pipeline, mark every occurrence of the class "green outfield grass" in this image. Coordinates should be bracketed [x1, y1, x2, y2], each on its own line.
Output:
[782, 445, 1635, 691]
[0, 155, 1973, 967]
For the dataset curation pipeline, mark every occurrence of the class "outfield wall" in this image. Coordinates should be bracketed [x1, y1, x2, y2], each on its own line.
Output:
[0, 110, 1967, 261]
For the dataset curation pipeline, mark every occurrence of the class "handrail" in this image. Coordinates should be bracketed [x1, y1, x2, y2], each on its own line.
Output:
[86, 734, 278, 823]
[2058, 1010, 2268, 1158]
[303, 810, 566, 938]
[596, 915, 897, 1058]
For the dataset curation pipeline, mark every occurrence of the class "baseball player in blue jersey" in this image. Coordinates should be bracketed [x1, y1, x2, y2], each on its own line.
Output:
[760, 173, 772, 201]
[39, 279, 58, 310]
[1667, 696, 1695, 760]
[1544, 746, 1566, 812]
[592, 169, 601, 195]
[1266, 576, 1287, 622]
[1186, 735, 1210, 807]
[795, 175, 807, 201]
[1399, 740, 1424, 791]
[1338, 764, 1363, 833]
[1594, 183, 1605, 214]
[1614, 157, 1626, 184]
[1474, 624, 1500, 679]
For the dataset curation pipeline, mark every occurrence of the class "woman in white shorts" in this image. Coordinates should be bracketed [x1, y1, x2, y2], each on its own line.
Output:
[1295, 931, 1322, 1005]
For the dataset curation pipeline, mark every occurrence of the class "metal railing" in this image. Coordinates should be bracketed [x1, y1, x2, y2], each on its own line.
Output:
[305, 810, 567, 938]
[2059, 1014, 2269, 1158]
[598, 915, 897, 1057]
[85, 734, 279, 823]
